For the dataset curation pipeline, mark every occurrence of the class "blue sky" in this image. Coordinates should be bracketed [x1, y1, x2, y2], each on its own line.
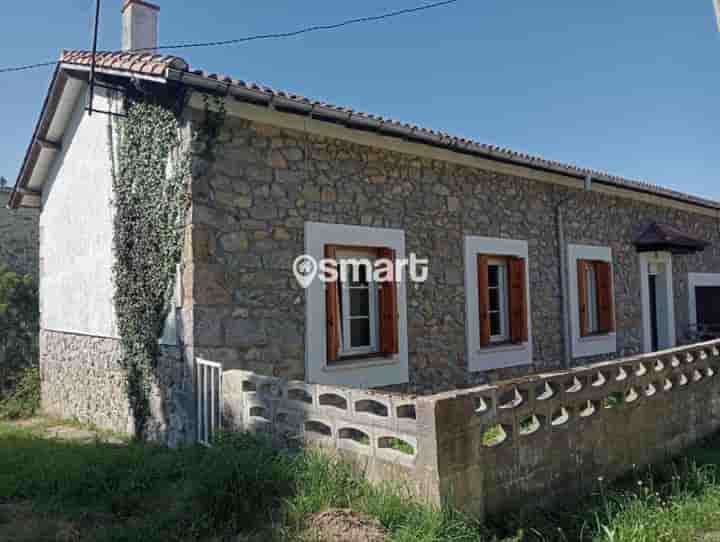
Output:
[1, 1, 719, 198]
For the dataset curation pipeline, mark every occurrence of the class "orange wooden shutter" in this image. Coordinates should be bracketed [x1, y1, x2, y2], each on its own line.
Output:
[577, 259, 589, 337]
[508, 257, 528, 344]
[477, 254, 491, 347]
[595, 261, 615, 333]
[324, 245, 340, 362]
[377, 247, 399, 355]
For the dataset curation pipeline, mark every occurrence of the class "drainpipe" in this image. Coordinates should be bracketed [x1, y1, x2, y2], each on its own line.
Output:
[557, 203, 571, 368]
[557, 175, 593, 368]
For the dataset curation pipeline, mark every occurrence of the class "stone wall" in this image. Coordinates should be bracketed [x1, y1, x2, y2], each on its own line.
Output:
[221, 340, 720, 519]
[187, 112, 720, 394]
[40, 329, 195, 446]
[0, 187, 38, 276]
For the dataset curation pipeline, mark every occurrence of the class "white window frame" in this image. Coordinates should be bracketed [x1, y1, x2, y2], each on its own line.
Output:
[464, 236, 532, 372]
[336, 248, 379, 357]
[487, 258, 510, 343]
[305, 222, 409, 387]
[688, 272, 720, 338]
[568, 244, 616, 358]
[639, 252, 675, 353]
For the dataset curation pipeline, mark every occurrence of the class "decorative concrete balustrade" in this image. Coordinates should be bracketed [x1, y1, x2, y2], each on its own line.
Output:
[433, 339, 720, 517]
[221, 369, 442, 500]
[216, 340, 720, 519]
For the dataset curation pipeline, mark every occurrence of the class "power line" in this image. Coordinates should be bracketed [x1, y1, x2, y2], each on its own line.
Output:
[0, 0, 460, 75]
[0, 60, 59, 73]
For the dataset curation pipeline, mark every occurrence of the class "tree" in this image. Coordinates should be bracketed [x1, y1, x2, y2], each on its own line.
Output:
[0, 177, 7, 189]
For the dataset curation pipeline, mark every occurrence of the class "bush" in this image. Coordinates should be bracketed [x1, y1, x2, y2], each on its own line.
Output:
[0, 264, 39, 403]
[0, 367, 40, 420]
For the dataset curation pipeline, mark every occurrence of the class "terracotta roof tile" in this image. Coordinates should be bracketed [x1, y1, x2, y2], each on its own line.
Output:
[60, 49, 188, 76]
[57, 49, 719, 210]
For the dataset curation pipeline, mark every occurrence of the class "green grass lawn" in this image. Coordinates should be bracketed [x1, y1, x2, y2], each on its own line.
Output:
[3, 420, 720, 541]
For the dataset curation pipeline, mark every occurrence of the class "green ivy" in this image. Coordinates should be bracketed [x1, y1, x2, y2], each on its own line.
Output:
[111, 99, 191, 437]
[111, 94, 225, 438]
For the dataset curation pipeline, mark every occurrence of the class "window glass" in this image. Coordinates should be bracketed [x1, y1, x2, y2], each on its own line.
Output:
[585, 265, 598, 334]
[488, 260, 509, 342]
[350, 318, 371, 346]
[350, 289, 370, 317]
[696, 286, 720, 333]
[336, 249, 379, 355]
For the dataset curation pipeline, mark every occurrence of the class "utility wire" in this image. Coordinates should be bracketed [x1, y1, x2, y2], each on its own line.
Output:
[0, 0, 460, 74]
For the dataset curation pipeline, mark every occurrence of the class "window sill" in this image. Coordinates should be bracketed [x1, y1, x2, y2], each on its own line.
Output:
[324, 355, 399, 373]
[478, 342, 528, 355]
[579, 332, 616, 344]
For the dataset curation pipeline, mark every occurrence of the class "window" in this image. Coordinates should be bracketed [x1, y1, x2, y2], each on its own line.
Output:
[568, 244, 616, 359]
[464, 236, 532, 371]
[325, 245, 398, 363]
[695, 286, 720, 335]
[306, 222, 408, 388]
[577, 259, 614, 337]
[478, 254, 528, 347]
[324, 244, 398, 363]
[688, 273, 720, 341]
[335, 249, 379, 356]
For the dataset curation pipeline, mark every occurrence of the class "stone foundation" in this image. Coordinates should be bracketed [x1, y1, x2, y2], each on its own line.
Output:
[40, 329, 194, 446]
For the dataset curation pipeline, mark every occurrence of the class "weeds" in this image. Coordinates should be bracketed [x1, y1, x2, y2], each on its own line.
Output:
[3, 421, 720, 541]
[0, 366, 40, 419]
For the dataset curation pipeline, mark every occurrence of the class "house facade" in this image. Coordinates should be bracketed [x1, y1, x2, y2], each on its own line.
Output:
[9, 1, 720, 444]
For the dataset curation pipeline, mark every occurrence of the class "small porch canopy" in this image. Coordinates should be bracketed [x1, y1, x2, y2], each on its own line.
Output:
[634, 222, 710, 254]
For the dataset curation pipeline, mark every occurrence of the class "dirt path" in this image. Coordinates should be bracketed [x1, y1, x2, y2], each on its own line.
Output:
[6, 417, 127, 445]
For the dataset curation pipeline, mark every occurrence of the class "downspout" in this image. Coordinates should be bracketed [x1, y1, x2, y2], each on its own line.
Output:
[557, 175, 592, 368]
[557, 202, 571, 368]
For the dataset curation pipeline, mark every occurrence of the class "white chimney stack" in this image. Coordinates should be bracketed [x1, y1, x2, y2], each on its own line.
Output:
[122, 0, 160, 52]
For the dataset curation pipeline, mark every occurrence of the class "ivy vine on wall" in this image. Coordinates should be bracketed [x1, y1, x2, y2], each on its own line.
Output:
[111, 99, 192, 436]
[111, 92, 226, 437]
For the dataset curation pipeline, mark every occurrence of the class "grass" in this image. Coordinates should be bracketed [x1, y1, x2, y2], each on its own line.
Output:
[4, 421, 720, 541]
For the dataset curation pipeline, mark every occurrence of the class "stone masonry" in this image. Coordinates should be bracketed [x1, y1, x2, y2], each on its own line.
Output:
[186, 113, 720, 394]
[40, 329, 194, 446]
[0, 186, 38, 276]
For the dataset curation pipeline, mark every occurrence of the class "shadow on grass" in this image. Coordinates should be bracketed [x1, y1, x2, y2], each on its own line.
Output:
[0, 426, 292, 541]
[4, 422, 720, 542]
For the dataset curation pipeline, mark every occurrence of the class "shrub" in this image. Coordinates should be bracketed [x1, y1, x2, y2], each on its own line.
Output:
[0, 367, 40, 419]
[0, 264, 39, 401]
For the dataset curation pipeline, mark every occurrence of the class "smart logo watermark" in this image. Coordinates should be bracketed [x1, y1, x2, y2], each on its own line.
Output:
[292, 253, 429, 288]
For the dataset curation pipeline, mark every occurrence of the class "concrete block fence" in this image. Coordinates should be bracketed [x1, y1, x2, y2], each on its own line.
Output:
[213, 339, 720, 519]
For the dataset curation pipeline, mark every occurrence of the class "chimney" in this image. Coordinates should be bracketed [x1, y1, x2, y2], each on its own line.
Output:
[122, 0, 160, 52]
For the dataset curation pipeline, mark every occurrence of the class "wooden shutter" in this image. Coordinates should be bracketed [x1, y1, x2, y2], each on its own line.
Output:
[377, 247, 399, 355]
[477, 254, 491, 347]
[595, 261, 615, 333]
[577, 259, 589, 337]
[508, 257, 528, 344]
[324, 245, 340, 362]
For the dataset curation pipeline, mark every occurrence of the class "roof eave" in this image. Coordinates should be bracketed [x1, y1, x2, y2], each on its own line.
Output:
[8, 66, 65, 209]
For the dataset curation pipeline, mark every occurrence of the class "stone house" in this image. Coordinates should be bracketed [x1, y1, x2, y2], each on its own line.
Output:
[8, 0, 720, 445]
